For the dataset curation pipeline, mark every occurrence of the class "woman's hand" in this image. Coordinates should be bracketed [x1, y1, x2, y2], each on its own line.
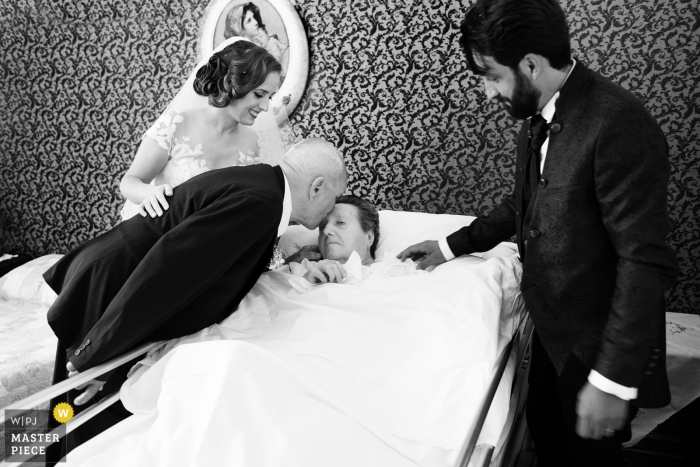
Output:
[120, 133, 171, 213]
[285, 245, 322, 264]
[303, 259, 347, 284]
[137, 184, 173, 218]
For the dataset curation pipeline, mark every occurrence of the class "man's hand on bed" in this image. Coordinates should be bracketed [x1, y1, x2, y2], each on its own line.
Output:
[396, 240, 446, 270]
[67, 361, 106, 405]
[285, 245, 322, 264]
[575, 381, 629, 440]
[303, 259, 347, 284]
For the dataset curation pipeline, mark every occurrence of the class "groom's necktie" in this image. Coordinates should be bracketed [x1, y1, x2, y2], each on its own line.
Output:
[524, 114, 549, 209]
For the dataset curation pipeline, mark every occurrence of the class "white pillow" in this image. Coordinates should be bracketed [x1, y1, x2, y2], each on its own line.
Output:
[375, 210, 475, 258]
[278, 210, 475, 259]
[0, 254, 62, 307]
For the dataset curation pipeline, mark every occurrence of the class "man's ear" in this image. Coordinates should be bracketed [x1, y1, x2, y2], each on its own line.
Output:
[519, 54, 544, 80]
[366, 229, 375, 246]
[308, 177, 325, 201]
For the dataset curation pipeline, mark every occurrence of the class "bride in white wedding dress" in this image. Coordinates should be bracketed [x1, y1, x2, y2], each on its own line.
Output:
[119, 36, 287, 221]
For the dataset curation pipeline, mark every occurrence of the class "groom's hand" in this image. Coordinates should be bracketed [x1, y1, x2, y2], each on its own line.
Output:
[576, 381, 629, 440]
[397, 240, 446, 270]
[66, 361, 106, 406]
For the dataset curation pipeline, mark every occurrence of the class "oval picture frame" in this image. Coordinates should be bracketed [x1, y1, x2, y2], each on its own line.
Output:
[198, 0, 309, 126]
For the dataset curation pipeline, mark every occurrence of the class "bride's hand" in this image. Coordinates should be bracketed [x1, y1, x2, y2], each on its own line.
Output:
[137, 184, 173, 218]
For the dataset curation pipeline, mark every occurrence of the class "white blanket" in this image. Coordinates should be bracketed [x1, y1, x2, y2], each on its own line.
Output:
[67, 254, 524, 467]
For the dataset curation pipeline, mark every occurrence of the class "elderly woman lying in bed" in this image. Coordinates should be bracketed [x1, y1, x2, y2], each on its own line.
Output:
[66, 196, 524, 467]
[284, 194, 425, 285]
[286, 194, 512, 284]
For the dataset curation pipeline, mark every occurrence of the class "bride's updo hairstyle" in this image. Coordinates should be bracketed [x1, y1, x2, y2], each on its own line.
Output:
[193, 41, 281, 108]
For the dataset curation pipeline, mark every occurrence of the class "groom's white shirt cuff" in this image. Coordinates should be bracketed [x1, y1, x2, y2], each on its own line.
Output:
[438, 238, 455, 261]
[278, 172, 293, 237]
[588, 371, 637, 400]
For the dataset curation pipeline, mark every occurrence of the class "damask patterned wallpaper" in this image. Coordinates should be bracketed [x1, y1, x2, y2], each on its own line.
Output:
[0, 0, 698, 313]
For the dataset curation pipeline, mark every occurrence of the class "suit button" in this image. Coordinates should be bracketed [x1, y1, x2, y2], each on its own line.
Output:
[85, 339, 91, 346]
[649, 362, 656, 368]
[516, 211, 520, 217]
[539, 179, 548, 188]
[75, 349, 81, 356]
[550, 123, 562, 133]
[644, 371, 653, 375]
[651, 355, 659, 360]
[520, 167, 525, 173]
[529, 230, 540, 238]
[653, 348, 660, 353]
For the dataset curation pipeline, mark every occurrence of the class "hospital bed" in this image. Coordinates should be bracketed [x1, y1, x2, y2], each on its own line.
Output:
[2, 210, 533, 467]
[3, 211, 697, 465]
[2, 322, 534, 467]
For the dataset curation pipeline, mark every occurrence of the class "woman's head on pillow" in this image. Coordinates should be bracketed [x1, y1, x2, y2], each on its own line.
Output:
[318, 195, 379, 265]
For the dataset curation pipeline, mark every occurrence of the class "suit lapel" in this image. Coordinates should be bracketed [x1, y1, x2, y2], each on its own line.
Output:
[541, 62, 591, 178]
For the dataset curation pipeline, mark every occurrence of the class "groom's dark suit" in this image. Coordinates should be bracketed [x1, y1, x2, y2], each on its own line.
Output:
[44, 163, 285, 460]
[445, 61, 677, 465]
[446, 62, 677, 405]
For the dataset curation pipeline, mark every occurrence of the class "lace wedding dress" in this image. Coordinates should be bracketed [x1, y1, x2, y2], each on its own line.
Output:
[120, 110, 272, 221]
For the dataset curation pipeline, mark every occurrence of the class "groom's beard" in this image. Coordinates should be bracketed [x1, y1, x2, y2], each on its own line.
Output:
[498, 69, 541, 120]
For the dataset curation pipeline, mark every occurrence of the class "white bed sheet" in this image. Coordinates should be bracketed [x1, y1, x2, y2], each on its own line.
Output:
[65, 252, 525, 467]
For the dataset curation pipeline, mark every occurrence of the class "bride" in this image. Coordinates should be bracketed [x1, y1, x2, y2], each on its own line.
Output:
[119, 36, 285, 220]
[51, 37, 291, 456]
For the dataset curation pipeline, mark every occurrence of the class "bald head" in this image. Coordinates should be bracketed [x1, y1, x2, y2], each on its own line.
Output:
[280, 138, 348, 229]
[281, 138, 347, 187]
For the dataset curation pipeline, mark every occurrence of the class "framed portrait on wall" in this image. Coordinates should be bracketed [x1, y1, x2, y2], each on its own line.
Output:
[198, 0, 309, 125]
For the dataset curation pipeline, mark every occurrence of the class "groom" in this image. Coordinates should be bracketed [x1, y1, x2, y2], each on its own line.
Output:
[45, 138, 347, 456]
[398, 0, 677, 465]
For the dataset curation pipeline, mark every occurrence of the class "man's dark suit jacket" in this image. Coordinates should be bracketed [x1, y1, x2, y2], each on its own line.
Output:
[445, 62, 677, 408]
[44, 163, 285, 372]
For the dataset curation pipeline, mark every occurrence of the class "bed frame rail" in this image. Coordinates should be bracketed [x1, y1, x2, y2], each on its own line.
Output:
[3, 318, 533, 467]
[456, 314, 533, 467]
[2, 342, 159, 466]
[2, 340, 160, 463]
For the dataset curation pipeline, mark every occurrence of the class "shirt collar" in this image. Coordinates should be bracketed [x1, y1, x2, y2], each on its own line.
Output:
[278, 170, 293, 237]
[540, 58, 576, 123]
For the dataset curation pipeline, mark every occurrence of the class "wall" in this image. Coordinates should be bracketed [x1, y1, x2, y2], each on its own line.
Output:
[0, 0, 698, 313]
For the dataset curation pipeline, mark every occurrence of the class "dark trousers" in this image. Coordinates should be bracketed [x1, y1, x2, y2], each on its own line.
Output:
[526, 331, 637, 467]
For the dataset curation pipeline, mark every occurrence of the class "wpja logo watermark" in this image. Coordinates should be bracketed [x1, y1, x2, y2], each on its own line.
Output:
[3, 404, 73, 464]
